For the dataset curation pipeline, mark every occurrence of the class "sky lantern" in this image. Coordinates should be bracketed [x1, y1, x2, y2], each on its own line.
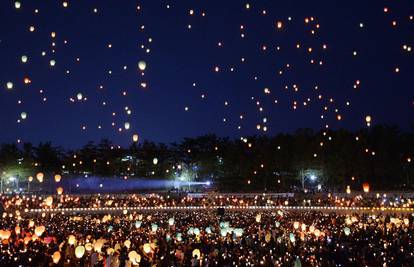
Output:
[28, 176, 33, 182]
[276, 21, 283, 29]
[128, 251, 141, 264]
[85, 243, 93, 252]
[21, 55, 28, 63]
[143, 243, 151, 254]
[6, 82, 13, 90]
[343, 227, 351, 236]
[362, 182, 370, 193]
[153, 158, 158, 165]
[34, 226, 45, 237]
[54, 174, 62, 182]
[93, 239, 106, 252]
[68, 235, 76, 245]
[192, 249, 201, 259]
[138, 61, 146, 71]
[346, 185, 351, 194]
[168, 217, 174, 226]
[76, 93, 83, 101]
[50, 59, 56, 66]
[124, 240, 131, 249]
[365, 115, 372, 126]
[36, 172, 44, 182]
[75, 246, 85, 258]
[20, 112, 27, 120]
[133, 134, 139, 142]
[45, 196, 53, 206]
[124, 122, 130, 130]
[15, 1, 21, 9]
[57, 187, 64, 195]
[255, 214, 261, 223]
[52, 251, 61, 264]
[0, 230, 11, 240]
[293, 221, 299, 229]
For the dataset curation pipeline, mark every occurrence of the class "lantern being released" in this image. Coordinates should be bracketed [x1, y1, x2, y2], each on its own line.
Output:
[362, 182, 370, 193]
[36, 172, 44, 182]
[143, 243, 151, 254]
[54, 174, 62, 182]
[132, 134, 139, 142]
[52, 251, 61, 264]
[75, 246, 85, 258]
[138, 60, 147, 71]
[57, 187, 64, 195]
[192, 249, 201, 259]
[34, 226, 45, 237]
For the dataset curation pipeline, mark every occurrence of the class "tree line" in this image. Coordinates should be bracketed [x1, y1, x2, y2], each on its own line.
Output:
[0, 125, 413, 191]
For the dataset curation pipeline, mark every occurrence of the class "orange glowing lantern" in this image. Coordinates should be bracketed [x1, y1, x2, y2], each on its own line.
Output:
[56, 187, 64, 195]
[362, 182, 370, 193]
[54, 174, 62, 182]
[36, 172, 44, 182]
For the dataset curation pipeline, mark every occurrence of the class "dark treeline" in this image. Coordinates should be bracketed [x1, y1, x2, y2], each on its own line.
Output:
[0, 125, 413, 191]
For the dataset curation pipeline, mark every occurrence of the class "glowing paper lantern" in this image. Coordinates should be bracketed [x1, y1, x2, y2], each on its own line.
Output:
[20, 112, 27, 120]
[314, 229, 321, 237]
[143, 243, 151, 254]
[129, 251, 141, 264]
[56, 187, 63, 195]
[93, 239, 105, 252]
[68, 235, 76, 245]
[45, 196, 53, 206]
[362, 182, 370, 193]
[135, 221, 142, 228]
[346, 185, 351, 194]
[36, 172, 44, 182]
[124, 122, 130, 130]
[293, 221, 299, 229]
[234, 228, 243, 237]
[6, 82, 13, 90]
[138, 61, 146, 71]
[255, 214, 261, 223]
[75, 246, 85, 258]
[52, 251, 61, 264]
[21, 55, 28, 63]
[343, 227, 351, 236]
[193, 228, 200, 236]
[28, 176, 33, 182]
[54, 174, 62, 182]
[153, 158, 158, 165]
[132, 134, 139, 142]
[15, 226, 21, 235]
[50, 59, 56, 66]
[124, 240, 131, 249]
[289, 233, 296, 242]
[168, 217, 174, 226]
[34, 226, 45, 237]
[85, 243, 93, 251]
[365, 115, 372, 123]
[76, 93, 83, 100]
[151, 223, 158, 232]
[0, 230, 11, 240]
[192, 249, 201, 259]
[15, 1, 21, 9]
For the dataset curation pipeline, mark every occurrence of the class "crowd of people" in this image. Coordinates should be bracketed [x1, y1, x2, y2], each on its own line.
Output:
[1, 193, 414, 266]
[2, 192, 414, 212]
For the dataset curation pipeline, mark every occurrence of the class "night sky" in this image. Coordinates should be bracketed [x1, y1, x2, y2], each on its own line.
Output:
[0, 0, 413, 148]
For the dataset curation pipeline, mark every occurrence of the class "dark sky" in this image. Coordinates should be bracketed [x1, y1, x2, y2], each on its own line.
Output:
[0, 0, 413, 148]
